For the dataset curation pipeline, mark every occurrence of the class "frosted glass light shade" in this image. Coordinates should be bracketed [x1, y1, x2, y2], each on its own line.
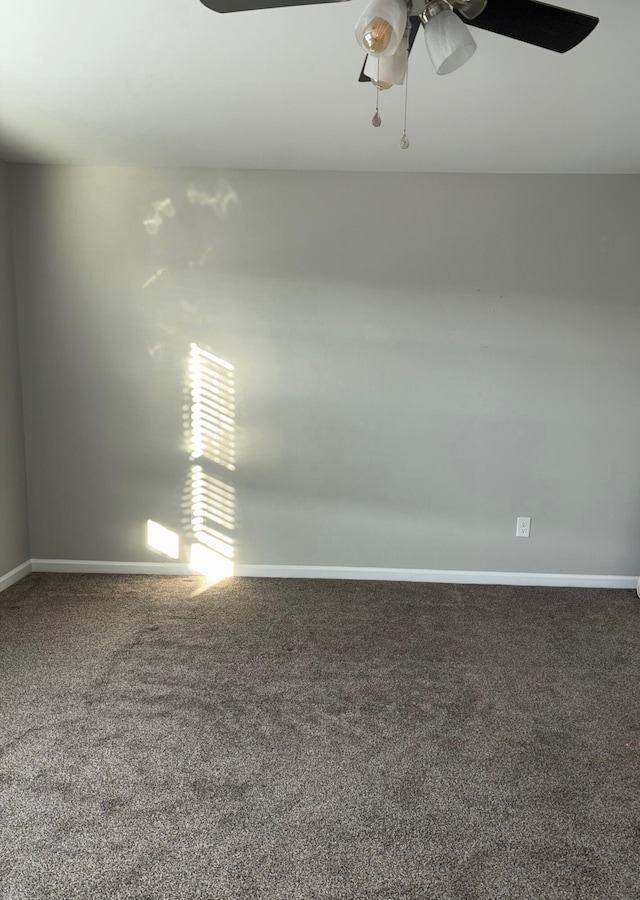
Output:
[424, 9, 476, 75]
[355, 0, 407, 58]
[364, 45, 408, 87]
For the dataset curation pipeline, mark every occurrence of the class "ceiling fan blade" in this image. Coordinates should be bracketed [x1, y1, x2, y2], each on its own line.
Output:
[461, 0, 598, 53]
[200, 0, 349, 12]
[358, 16, 421, 82]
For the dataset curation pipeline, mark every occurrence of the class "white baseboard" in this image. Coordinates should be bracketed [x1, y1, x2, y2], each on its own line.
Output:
[31, 559, 192, 576]
[28, 559, 639, 590]
[237, 565, 638, 589]
[0, 560, 32, 593]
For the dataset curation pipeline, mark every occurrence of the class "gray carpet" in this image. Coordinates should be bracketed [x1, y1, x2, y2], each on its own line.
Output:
[1, 574, 639, 899]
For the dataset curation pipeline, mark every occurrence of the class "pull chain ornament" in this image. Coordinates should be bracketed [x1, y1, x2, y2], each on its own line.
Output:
[372, 61, 382, 127]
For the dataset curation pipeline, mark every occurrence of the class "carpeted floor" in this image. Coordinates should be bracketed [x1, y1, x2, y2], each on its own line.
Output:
[0, 574, 639, 899]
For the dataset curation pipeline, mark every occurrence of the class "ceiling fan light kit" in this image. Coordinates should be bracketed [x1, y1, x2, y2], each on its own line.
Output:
[353, 0, 599, 149]
[198, 0, 599, 149]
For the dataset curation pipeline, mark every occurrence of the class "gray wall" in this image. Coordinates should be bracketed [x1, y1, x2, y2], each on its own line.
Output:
[0, 161, 29, 577]
[10, 165, 640, 575]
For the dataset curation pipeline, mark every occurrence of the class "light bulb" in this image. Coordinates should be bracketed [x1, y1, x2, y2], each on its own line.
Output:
[355, 0, 407, 58]
[363, 17, 393, 53]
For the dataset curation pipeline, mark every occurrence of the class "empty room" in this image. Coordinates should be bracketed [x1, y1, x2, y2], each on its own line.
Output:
[1, 0, 639, 897]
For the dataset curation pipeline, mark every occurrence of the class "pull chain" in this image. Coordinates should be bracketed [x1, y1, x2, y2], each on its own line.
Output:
[400, 25, 410, 149]
[372, 60, 382, 127]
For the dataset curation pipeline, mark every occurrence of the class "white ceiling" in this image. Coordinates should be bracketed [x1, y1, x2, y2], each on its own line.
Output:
[0, 0, 638, 172]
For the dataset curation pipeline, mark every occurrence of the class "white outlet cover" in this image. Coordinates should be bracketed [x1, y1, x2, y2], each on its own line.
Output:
[516, 517, 531, 538]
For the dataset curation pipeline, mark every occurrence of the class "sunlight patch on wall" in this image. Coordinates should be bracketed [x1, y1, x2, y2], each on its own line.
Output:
[143, 198, 175, 235]
[144, 343, 237, 586]
[187, 343, 236, 586]
[188, 343, 236, 470]
[186, 181, 239, 217]
[146, 519, 180, 559]
[190, 541, 234, 584]
[190, 466, 236, 532]
[142, 267, 165, 290]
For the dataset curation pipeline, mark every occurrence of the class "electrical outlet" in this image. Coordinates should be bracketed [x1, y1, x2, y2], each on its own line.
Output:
[516, 516, 531, 538]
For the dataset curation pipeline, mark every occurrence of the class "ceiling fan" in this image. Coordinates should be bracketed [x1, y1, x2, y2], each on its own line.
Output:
[199, 0, 598, 146]
[199, 0, 597, 54]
